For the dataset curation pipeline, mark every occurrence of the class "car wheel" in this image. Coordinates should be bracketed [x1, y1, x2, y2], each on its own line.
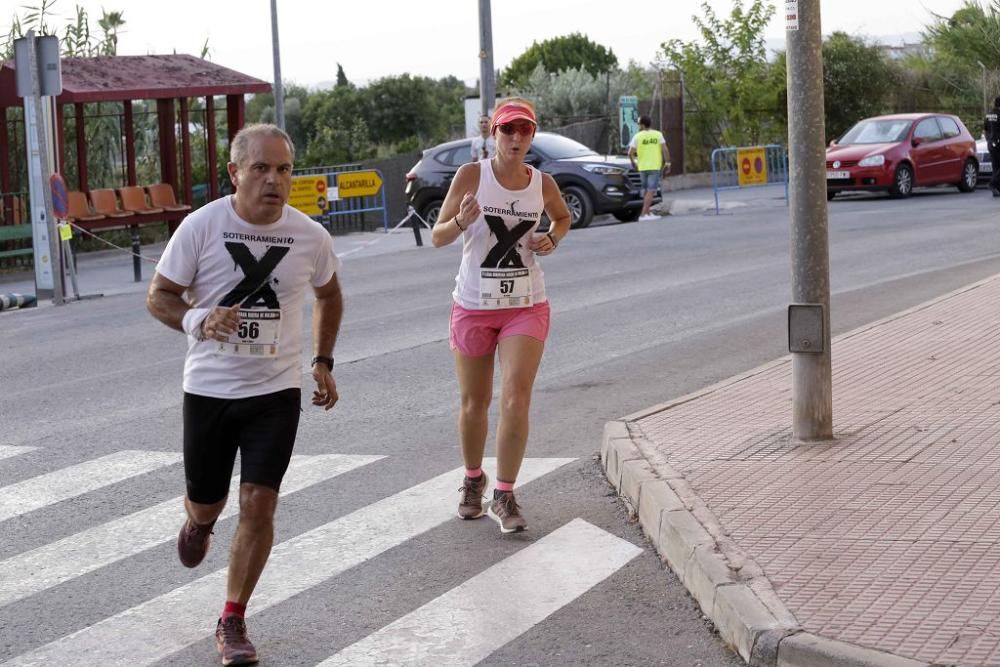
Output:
[889, 164, 913, 198]
[827, 191, 836, 201]
[613, 209, 641, 222]
[421, 199, 444, 225]
[562, 186, 593, 229]
[958, 159, 978, 192]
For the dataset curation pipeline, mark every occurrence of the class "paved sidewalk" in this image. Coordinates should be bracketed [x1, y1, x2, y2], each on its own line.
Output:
[603, 276, 1000, 666]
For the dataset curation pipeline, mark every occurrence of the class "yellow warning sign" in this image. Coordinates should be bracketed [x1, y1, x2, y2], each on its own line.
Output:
[289, 176, 329, 216]
[58, 222, 73, 241]
[337, 171, 383, 198]
[737, 147, 768, 187]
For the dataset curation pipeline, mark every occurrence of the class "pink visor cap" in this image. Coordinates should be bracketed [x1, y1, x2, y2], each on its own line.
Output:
[490, 103, 537, 134]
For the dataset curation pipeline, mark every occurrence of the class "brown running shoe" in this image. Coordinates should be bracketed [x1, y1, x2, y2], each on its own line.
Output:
[488, 490, 527, 533]
[457, 472, 490, 520]
[176, 517, 215, 568]
[215, 616, 258, 666]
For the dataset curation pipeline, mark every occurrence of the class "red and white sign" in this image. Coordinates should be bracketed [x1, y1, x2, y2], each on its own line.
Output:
[785, 0, 799, 31]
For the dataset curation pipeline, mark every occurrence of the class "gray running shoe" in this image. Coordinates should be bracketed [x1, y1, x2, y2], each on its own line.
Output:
[488, 491, 527, 533]
[458, 472, 490, 520]
[215, 616, 258, 666]
[177, 517, 215, 568]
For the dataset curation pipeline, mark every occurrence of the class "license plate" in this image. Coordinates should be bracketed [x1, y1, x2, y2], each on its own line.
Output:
[826, 171, 850, 179]
[983, 164, 993, 173]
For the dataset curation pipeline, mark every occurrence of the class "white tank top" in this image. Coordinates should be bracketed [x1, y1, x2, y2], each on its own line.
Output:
[452, 159, 547, 309]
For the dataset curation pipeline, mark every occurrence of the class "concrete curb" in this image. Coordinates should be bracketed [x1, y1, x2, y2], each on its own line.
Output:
[600, 420, 934, 667]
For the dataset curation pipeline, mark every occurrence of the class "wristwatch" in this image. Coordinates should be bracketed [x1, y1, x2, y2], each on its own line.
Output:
[311, 355, 334, 371]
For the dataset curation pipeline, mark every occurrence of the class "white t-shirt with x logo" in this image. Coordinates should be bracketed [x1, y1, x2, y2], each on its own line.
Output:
[157, 196, 340, 398]
[452, 161, 546, 310]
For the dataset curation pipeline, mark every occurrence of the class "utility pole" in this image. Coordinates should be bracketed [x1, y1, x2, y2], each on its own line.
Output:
[15, 31, 64, 305]
[978, 61, 987, 115]
[478, 0, 495, 117]
[270, 0, 285, 130]
[785, 0, 832, 439]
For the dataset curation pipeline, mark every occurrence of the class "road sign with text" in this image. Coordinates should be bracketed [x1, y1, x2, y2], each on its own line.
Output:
[337, 171, 383, 199]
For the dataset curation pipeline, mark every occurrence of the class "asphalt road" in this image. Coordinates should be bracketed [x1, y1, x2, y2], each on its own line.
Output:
[2, 184, 999, 666]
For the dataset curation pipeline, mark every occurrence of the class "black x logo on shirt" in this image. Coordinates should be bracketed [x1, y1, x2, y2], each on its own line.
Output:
[481, 215, 535, 269]
[220, 242, 290, 309]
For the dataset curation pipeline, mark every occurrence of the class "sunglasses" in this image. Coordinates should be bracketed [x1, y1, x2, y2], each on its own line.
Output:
[497, 122, 535, 136]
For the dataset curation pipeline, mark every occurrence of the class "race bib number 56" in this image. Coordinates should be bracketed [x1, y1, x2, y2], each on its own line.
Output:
[217, 309, 281, 356]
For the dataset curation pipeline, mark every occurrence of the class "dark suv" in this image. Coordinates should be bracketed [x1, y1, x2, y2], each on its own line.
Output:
[404, 132, 658, 228]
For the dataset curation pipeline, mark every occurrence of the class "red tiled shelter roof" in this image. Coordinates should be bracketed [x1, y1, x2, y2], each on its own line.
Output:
[0, 53, 270, 107]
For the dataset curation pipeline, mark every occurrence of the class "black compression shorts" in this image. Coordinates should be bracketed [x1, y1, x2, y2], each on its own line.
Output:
[182, 388, 301, 504]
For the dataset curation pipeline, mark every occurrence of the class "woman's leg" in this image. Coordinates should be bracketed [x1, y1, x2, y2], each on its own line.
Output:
[453, 349, 495, 470]
[494, 334, 545, 484]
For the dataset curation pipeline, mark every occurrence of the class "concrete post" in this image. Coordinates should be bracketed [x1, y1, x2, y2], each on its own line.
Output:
[478, 0, 495, 117]
[786, 0, 832, 439]
[270, 0, 285, 130]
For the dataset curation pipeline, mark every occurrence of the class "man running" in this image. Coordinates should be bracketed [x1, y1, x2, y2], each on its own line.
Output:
[146, 123, 343, 665]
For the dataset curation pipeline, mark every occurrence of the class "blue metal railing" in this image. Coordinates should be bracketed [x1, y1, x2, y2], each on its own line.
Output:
[292, 165, 389, 233]
[710, 145, 789, 215]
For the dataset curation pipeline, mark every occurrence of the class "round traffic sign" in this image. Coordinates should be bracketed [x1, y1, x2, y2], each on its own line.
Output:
[754, 156, 764, 173]
[316, 179, 326, 194]
[49, 173, 69, 219]
[741, 158, 752, 175]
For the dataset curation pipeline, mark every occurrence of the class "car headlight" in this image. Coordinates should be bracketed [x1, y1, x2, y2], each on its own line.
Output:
[858, 154, 885, 167]
[582, 164, 626, 175]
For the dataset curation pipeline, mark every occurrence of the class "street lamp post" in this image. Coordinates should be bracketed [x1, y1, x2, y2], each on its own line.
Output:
[978, 61, 987, 116]
[478, 0, 495, 118]
[270, 0, 285, 130]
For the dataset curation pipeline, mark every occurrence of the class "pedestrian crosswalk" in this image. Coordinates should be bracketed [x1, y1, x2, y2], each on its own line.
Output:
[0, 449, 642, 666]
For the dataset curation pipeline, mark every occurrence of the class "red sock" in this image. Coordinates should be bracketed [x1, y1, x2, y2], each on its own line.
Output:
[465, 467, 482, 479]
[222, 601, 246, 620]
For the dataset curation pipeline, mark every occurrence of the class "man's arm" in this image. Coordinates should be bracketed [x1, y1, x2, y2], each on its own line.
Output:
[661, 142, 672, 175]
[628, 146, 637, 169]
[146, 272, 192, 332]
[146, 272, 239, 341]
[311, 272, 344, 410]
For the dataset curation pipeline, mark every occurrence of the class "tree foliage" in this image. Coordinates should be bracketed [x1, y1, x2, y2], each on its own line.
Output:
[501, 33, 618, 89]
[924, 0, 1000, 68]
[770, 32, 898, 141]
[518, 64, 631, 126]
[658, 0, 781, 168]
[917, 0, 1000, 129]
[820, 33, 897, 139]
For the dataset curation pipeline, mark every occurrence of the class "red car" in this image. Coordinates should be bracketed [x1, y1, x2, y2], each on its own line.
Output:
[826, 113, 979, 200]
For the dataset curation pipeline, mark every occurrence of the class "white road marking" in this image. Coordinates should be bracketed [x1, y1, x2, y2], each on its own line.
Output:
[319, 518, 642, 667]
[2, 458, 575, 667]
[0, 454, 382, 607]
[0, 446, 37, 462]
[0, 450, 180, 523]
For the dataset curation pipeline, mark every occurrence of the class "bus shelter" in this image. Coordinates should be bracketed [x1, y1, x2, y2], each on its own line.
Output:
[0, 54, 271, 232]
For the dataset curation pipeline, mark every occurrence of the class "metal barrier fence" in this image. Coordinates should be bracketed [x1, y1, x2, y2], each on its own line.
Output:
[710, 144, 789, 215]
[292, 164, 388, 233]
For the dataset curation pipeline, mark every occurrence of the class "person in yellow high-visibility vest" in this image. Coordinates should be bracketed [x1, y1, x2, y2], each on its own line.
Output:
[627, 115, 671, 220]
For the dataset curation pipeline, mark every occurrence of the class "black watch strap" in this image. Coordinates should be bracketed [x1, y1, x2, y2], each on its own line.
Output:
[311, 355, 334, 370]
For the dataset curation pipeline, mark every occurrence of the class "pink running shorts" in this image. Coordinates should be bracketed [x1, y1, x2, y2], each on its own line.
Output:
[449, 301, 551, 357]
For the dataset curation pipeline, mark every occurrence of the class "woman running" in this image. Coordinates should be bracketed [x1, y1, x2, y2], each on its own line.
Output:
[431, 97, 571, 533]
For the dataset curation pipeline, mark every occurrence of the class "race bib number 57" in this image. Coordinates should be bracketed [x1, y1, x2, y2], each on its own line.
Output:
[480, 268, 532, 309]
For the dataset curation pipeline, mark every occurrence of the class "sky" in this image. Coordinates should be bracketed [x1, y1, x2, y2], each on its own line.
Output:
[3, 0, 973, 87]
